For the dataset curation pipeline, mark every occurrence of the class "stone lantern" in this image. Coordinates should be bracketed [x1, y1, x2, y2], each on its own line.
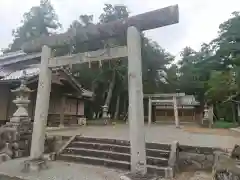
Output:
[201, 103, 213, 128]
[1, 71, 34, 158]
[10, 78, 33, 124]
[102, 105, 108, 118]
[102, 105, 109, 124]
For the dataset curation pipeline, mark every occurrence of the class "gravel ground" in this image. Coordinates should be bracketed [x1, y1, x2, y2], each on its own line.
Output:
[0, 159, 212, 180]
[1, 124, 234, 180]
[0, 159, 125, 180]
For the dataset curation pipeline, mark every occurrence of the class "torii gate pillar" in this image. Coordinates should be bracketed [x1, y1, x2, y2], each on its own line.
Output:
[23, 45, 52, 171]
[127, 26, 146, 174]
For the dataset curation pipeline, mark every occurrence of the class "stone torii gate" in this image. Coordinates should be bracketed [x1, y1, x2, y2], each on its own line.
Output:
[22, 5, 179, 175]
[146, 93, 185, 128]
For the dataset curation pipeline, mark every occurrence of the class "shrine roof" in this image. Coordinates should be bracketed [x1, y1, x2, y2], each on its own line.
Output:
[0, 66, 93, 98]
[148, 94, 200, 106]
[1, 67, 39, 80]
[0, 50, 41, 66]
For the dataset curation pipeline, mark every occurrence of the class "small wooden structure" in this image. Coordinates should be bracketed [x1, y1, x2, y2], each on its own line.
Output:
[145, 93, 201, 126]
[0, 62, 93, 127]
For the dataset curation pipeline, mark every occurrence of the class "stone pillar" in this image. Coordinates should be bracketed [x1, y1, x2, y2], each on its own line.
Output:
[173, 96, 180, 128]
[30, 46, 52, 160]
[59, 96, 66, 127]
[208, 105, 214, 128]
[127, 26, 147, 174]
[148, 97, 152, 125]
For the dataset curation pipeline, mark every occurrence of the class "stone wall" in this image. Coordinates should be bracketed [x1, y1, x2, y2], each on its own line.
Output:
[178, 145, 224, 171]
[45, 136, 70, 153]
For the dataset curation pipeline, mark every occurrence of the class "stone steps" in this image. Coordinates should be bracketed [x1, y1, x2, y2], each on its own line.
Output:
[63, 147, 130, 161]
[68, 142, 170, 158]
[75, 136, 130, 146]
[57, 136, 174, 177]
[58, 154, 168, 176]
[63, 147, 169, 166]
[74, 136, 171, 151]
[58, 153, 130, 170]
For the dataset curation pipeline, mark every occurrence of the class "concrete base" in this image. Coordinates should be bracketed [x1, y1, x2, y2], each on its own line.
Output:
[230, 127, 240, 133]
[22, 158, 48, 172]
[120, 173, 158, 180]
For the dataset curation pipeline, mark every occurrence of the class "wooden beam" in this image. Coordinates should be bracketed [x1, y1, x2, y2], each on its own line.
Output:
[144, 93, 185, 98]
[21, 5, 179, 53]
[48, 46, 127, 68]
[59, 96, 66, 127]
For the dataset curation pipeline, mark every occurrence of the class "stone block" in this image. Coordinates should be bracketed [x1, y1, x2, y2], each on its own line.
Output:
[231, 144, 240, 159]
[120, 172, 159, 180]
[0, 153, 11, 163]
[14, 150, 25, 158]
[22, 158, 48, 172]
[206, 154, 214, 162]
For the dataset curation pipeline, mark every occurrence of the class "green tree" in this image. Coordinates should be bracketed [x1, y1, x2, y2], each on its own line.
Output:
[4, 0, 61, 52]
[211, 12, 240, 69]
[71, 4, 173, 119]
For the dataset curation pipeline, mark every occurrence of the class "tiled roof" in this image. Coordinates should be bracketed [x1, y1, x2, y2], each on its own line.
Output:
[152, 95, 199, 106]
[0, 67, 93, 98]
[1, 67, 40, 80]
[0, 50, 25, 60]
[0, 51, 41, 67]
[0, 50, 93, 98]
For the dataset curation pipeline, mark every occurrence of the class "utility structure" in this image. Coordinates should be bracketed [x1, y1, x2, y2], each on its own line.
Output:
[22, 5, 179, 175]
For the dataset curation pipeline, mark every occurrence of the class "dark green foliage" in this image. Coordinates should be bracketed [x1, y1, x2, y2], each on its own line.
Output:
[3, 0, 61, 53]
[213, 121, 237, 129]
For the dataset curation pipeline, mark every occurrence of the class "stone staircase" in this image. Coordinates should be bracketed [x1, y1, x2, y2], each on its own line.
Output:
[57, 136, 178, 178]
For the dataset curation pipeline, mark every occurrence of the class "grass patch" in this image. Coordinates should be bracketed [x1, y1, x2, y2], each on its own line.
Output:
[213, 121, 238, 129]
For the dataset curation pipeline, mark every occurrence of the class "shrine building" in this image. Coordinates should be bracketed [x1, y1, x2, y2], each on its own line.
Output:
[0, 51, 93, 127]
[144, 93, 202, 124]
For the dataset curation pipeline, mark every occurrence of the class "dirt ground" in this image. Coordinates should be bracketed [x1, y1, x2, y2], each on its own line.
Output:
[174, 171, 212, 180]
[47, 124, 240, 149]
[0, 159, 213, 180]
[183, 125, 240, 137]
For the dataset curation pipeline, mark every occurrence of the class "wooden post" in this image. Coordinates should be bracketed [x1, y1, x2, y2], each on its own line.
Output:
[30, 45, 52, 159]
[148, 97, 152, 125]
[193, 110, 196, 121]
[59, 96, 66, 127]
[127, 26, 146, 174]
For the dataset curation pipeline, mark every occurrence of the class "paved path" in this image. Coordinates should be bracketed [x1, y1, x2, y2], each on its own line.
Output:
[47, 124, 240, 149]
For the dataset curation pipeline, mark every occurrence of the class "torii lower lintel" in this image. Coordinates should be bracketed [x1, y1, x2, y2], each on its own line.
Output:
[48, 46, 127, 68]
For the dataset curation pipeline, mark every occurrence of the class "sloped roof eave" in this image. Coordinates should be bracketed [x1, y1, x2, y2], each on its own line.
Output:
[0, 67, 93, 98]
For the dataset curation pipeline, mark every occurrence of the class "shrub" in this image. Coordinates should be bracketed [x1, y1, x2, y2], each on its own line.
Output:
[213, 121, 238, 129]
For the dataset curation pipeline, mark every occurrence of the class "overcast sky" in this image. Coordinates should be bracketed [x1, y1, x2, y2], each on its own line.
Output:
[0, 0, 240, 55]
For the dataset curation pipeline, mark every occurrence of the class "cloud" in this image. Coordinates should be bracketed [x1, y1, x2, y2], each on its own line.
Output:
[0, 0, 239, 55]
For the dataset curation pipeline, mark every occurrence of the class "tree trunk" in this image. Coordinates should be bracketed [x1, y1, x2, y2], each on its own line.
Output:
[213, 103, 218, 122]
[114, 95, 120, 119]
[104, 71, 116, 110]
[232, 101, 237, 123]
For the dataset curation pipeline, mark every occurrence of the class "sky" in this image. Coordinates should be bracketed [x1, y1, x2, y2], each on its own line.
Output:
[0, 0, 240, 56]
